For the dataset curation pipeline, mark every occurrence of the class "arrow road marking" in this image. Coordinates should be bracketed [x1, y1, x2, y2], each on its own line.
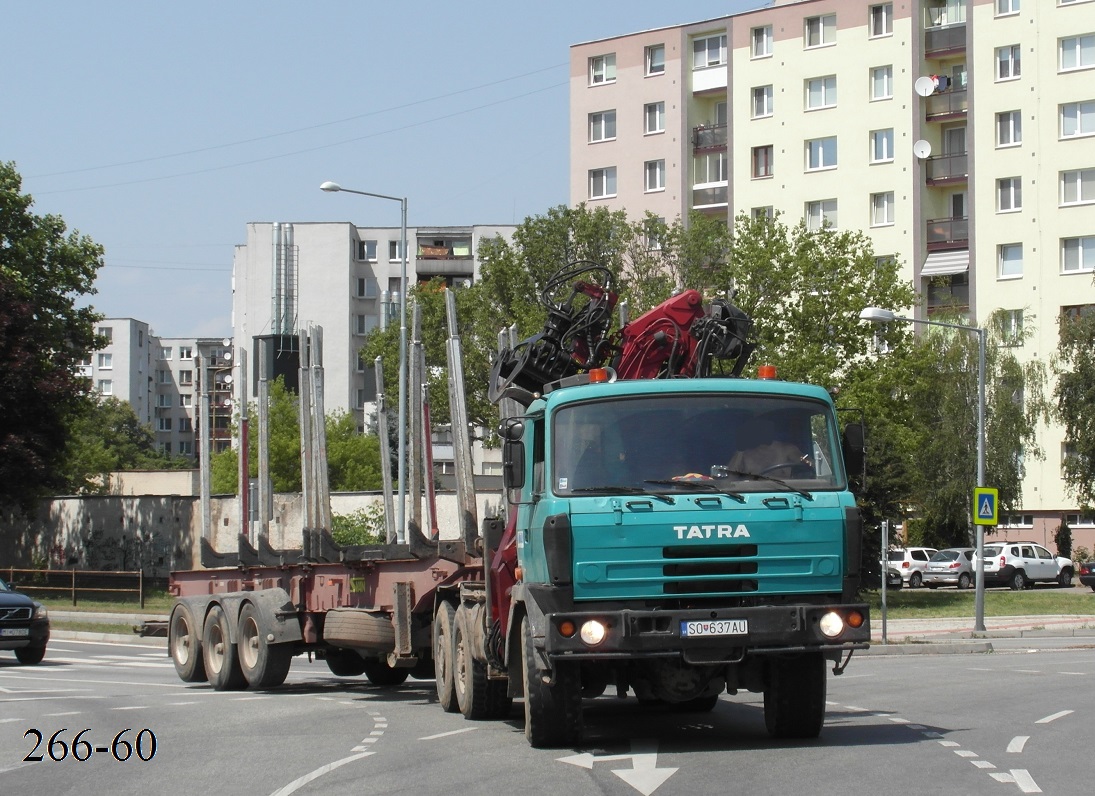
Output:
[559, 739, 678, 796]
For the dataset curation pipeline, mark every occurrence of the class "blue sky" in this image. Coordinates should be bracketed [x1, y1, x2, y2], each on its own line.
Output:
[2, 1, 758, 337]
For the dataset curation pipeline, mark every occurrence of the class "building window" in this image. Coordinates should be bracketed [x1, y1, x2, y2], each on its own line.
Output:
[644, 160, 666, 192]
[751, 25, 773, 57]
[996, 45, 1021, 80]
[1060, 35, 1095, 71]
[157, 394, 172, 408]
[999, 243, 1023, 278]
[96, 326, 113, 343]
[806, 137, 838, 171]
[589, 110, 616, 143]
[180, 394, 192, 407]
[693, 34, 727, 68]
[996, 0, 1020, 15]
[589, 167, 617, 199]
[98, 379, 112, 396]
[158, 346, 172, 360]
[695, 152, 728, 184]
[589, 54, 616, 85]
[355, 314, 378, 335]
[138, 330, 143, 347]
[804, 14, 836, 48]
[870, 66, 893, 100]
[805, 76, 837, 110]
[156, 417, 172, 432]
[805, 199, 838, 231]
[752, 206, 774, 220]
[997, 177, 1023, 212]
[388, 240, 403, 261]
[179, 346, 193, 360]
[1061, 168, 1095, 205]
[97, 353, 112, 369]
[356, 276, 379, 299]
[752, 145, 774, 178]
[870, 129, 895, 163]
[1061, 101, 1095, 138]
[1062, 236, 1095, 272]
[996, 110, 1022, 147]
[869, 4, 893, 36]
[358, 240, 378, 261]
[870, 192, 895, 226]
[644, 101, 665, 134]
[752, 85, 774, 118]
[645, 44, 665, 75]
[178, 370, 192, 385]
[996, 309, 1024, 346]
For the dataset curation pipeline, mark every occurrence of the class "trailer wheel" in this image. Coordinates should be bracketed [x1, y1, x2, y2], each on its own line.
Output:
[169, 602, 206, 683]
[202, 604, 246, 691]
[454, 605, 512, 720]
[433, 602, 459, 712]
[763, 653, 826, 739]
[520, 615, 582, 748]
[237, 603, 292, 689]
[322, 609, 395, 651]
[324, 649, 367, 677]
[363, 658, 410, 687]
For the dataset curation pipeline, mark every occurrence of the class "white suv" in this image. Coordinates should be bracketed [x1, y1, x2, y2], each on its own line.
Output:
[886, 547, 938, 588]
[976, 542, 1074, 590]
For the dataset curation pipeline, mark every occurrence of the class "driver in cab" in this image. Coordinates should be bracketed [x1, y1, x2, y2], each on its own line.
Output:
[729, 417, 810, 478]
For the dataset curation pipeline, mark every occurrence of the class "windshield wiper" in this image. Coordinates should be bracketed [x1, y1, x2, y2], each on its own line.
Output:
[644, 479, 746, 503]
[719, 470, 814, 501]
[571, 485, 675, 504]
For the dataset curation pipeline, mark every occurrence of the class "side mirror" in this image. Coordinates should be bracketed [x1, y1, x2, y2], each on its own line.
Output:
[503, 440, 525, 490]
[842, 422, 865, 480]
[500, 419, 525, 442]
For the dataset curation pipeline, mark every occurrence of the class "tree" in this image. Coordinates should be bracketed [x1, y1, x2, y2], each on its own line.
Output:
[1054, 308, 1095, 511]
[1054, 518, 1073, 561]
[0, 162, 104, 509]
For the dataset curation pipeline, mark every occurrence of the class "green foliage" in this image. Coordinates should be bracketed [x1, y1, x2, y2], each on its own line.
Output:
[330, 505, 385, 546]
[1054, 519, 1073, 561]
[0, 162, 104, 509]
[1054, 309, 1095, 511]
[1073, 545, 1091, 565]
[326, 410, 382, 491]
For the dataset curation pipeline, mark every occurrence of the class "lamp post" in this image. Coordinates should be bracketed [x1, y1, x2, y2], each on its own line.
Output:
[321, 180, 409, 544]
[859, 306, 987, 633]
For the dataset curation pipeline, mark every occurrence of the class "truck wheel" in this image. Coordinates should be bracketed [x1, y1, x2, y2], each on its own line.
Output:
[202, 604, 247, 691]
[237, 603, 292, 689]
[14, 645, 46, 665]
[169, 602, 206, 682]
[520, 615, 582, 748]
[764, 653, 826, 739]
[325, 649, 367, 677]
[362, 658, 410, 687]
[680, 693, 720, 712]
[1010, 570, 1026, 591]
[433, 602, 459, 712]
[454, 605, 512, 720]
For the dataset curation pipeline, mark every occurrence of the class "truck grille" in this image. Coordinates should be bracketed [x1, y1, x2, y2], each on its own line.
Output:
[661, 544, 758, 594]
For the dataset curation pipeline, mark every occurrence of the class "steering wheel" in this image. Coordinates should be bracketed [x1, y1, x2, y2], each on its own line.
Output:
[759, 460, 813, 477]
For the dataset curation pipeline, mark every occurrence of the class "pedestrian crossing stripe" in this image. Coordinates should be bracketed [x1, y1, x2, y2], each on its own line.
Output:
[973, 487, 998, 526]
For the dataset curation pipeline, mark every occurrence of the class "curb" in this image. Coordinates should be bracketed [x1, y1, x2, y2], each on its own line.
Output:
[861, 641, 994, 655]
[51, 629, 166, 647]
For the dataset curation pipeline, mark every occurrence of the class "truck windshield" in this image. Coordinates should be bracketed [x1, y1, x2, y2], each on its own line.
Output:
[551, 393, 844, 496]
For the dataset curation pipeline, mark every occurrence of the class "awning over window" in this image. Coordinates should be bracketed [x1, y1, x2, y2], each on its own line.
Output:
[921, 249, 970, 277]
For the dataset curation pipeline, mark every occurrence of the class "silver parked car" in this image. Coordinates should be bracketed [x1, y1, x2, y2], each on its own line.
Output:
[923, 547, 975, 589]
[886, 547, 938, 588]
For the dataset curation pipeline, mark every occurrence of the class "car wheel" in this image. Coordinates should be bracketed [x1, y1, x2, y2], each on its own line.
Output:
[14, 644, 46, 665]
[958, 573, 972, 590]
[1058, 569, 1073, 587]
[909, 572, 922, 589]
[1010, 570, 1026, 591]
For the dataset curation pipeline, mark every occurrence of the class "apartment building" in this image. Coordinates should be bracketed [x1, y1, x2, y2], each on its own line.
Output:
[231, 221, 516, 475]
[570, 0, 1095, 534]
[81, 318, 154, 425]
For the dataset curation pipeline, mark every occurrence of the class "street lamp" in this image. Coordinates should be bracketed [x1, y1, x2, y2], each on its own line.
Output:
[321, 180, 409, 544]
[859, 306, 987, 632]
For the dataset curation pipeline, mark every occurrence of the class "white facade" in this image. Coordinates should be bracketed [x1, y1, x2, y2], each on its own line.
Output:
[83, 318, 154, 424]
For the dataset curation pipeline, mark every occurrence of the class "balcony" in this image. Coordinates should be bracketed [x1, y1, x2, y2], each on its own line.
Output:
[926, 217, 969, 250]
[925, 89, 967, 121]
[925, 152, 967, 185]
[927, 280, 970, 314]
[692, 123, 728, 151]
[692, 184, 728, 209]
[925, 24, 966, 56]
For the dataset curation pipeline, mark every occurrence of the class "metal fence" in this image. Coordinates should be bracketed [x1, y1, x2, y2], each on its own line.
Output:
[2, 567, 152, 607]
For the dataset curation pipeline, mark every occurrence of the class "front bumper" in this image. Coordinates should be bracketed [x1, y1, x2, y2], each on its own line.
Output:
[0, 618, 50, 651]
[542, 603, 870, 662]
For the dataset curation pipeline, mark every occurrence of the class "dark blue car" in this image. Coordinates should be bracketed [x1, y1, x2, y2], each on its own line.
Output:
[0, 578, 50, 664]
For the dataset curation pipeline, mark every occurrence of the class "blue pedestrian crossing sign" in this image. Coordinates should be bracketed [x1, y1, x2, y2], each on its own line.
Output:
[973, 487, 998, 526]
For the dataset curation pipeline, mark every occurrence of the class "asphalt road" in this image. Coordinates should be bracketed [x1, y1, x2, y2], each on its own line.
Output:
[2, 637, 1092, 795]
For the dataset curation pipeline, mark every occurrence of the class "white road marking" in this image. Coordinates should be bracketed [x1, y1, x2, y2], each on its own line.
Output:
[1011, 769, 1042, 793]
[1035, 710, 1073, 724]
[0, 717, 25, 723]
[268, 752, 374, 796]
[418, 727, 478, 740]
[112, 705, 150, 711]
[955, 750, 977, 758]
[559, 740, 677, 796]
[1007, 736, 1029, 753]
[938, 741, 960, 747]
[972, 761, 996, 769]
[44, 711, 82, 717]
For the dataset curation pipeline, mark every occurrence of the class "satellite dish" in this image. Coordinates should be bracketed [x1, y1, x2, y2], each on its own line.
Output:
[913, 140, 932, 160]
[223, 374, 233, 385]
[914, 76, 936, 97]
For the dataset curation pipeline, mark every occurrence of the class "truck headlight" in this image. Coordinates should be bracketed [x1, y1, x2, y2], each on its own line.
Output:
[818, 611, 844, 638]
[579, 620, 607, 646]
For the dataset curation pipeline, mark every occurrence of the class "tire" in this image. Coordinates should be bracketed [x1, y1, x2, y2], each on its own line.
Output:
[958, 573, 972, 590]
[14, 645, 46, 665]
[1058, 568, 1073, 587]
[454, 604, 512, 720]
[520, 615, 582, 748]
[325, 649, 367, 677]
[411, 657, 436, 680]
[679, 693, 720, 712]
[433, 602, 459, 712]
[362, 657, 410, 687]
[169, 602, 206, 682]
[202, 604, 247, 691]
[322, 609, 395, 652]
[909, 572, 923, 589]
[237, 603, 292, 689]
[764, 653, 826, 739]
[1010, 570, 1026, 591]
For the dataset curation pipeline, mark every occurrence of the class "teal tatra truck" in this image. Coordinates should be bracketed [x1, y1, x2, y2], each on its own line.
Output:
[440, 263, 871, 747]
